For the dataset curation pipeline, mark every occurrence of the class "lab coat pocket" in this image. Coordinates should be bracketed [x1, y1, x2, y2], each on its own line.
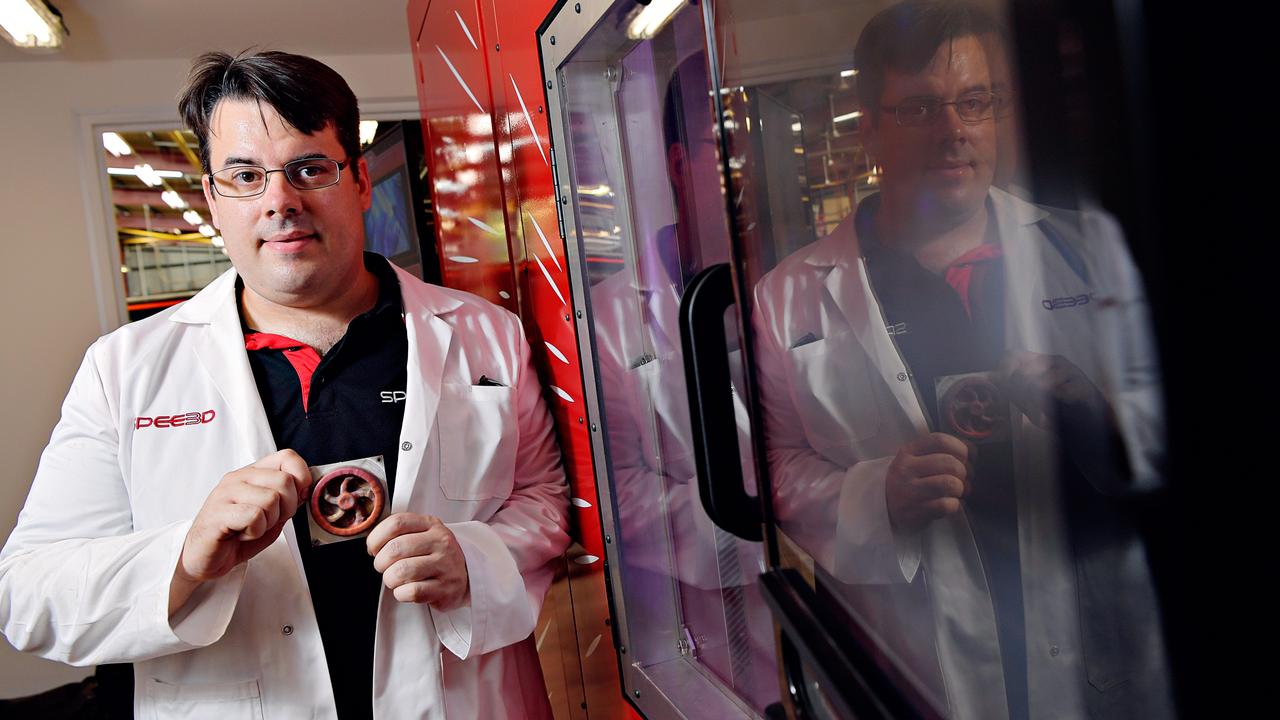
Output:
[144, 677, 263, 720]
[786, 331, 881, 443]
[438, 383, 517, 500]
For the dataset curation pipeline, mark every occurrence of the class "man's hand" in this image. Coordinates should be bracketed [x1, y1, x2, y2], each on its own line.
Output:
[885, 433, 972, 534]
[171, 449, 312, 615]
[368, 514, 470, 610]
[999, 351, 1105, 428]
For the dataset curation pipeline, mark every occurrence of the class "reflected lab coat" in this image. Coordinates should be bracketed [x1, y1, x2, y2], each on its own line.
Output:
[0, 265, 570, 719]
[750, 188, 1170, 719]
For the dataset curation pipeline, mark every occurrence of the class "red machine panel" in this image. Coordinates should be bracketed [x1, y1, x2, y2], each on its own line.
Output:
[411, 0, 517, 310]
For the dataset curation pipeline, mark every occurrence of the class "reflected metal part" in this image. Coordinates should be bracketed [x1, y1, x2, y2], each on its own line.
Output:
[939, 375, 1008, 441]
[309, 466, 386, 537]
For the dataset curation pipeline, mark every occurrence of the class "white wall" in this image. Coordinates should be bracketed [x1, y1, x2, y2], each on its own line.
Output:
[0, 51, 416, 698]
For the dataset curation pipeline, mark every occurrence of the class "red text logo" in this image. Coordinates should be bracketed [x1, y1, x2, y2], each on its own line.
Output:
[135, 409, 216, 429]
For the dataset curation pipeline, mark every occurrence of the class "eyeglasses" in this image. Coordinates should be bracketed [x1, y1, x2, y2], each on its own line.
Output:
[208, 157, 351, 199]
[880, 92, 1008, 127]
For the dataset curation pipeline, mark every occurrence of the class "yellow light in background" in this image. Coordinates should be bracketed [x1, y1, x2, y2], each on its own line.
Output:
[625, 0, 684, 40]
[102, 132, 133, 157]
[0, 0, 66, 50]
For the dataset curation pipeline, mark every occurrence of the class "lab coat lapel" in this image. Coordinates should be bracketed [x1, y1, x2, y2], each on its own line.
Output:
[813, 218, 930, 431]
[392, 266, 458, 512]
[180, 271, 277, 463]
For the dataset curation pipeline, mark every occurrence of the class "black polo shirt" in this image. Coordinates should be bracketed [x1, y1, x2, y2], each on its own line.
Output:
[857, 196, 1029, 720]
[243, 253, 407, 720]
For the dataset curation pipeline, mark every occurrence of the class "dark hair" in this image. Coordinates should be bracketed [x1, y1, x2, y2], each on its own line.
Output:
[854, 1, 1004, 125]
[662, 52, 711, 154]
[178, 50, 361, 180]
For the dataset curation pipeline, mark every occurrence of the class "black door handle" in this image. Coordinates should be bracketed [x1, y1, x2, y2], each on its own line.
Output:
[679, 263, 762, 541]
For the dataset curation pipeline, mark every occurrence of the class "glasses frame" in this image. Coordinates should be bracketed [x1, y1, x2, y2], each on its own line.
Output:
[880, 92, 1008, 127]
[208, 157, 352, 199]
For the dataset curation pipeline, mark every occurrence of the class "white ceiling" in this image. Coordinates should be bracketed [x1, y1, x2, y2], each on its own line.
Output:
[0, 0, 413, 62]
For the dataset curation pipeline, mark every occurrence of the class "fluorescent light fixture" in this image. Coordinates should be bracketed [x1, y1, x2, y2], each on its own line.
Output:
[791, 121, 803, 133]
[160, 190, 187, 209]
[107, 166, 185, 181]
[833, 111, 863, 123]
[0, 0, 67, 50]
[841, 69, 858, 78]
[359, 120, 378, 146]
[210, 235, 225, 248]
[577, 184, 613, 197]
[198, 224, 215, 237]
[626, 0, 683, 40]
[102, 132, 132, 157]
[182, 210, 203, 225]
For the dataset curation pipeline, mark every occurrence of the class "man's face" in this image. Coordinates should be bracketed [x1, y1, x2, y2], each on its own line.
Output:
[864, 35, 997, 226]
[202, 99, 371, 308]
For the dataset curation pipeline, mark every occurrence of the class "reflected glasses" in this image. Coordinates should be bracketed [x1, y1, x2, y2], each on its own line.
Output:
[881, 92, 1008, 127]
[208, 157, 351, 199]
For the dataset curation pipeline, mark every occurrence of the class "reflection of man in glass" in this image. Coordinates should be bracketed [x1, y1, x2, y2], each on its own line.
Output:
[751, 2, 1168, 718]
[590, 52, 776, 712]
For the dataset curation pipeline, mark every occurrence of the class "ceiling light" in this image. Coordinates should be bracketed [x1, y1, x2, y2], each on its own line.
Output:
[210, 235, 225, 248]
[183, 210, 203, 225]
[841, 69, 858, 78]
[198, 224, 215, 237]
[108, 166, 184, 181]
[102, 132, 132, 157]
[626, 0, 683, 40]
[359, 120, 378, 146]
[833, 111, 863, 123]
[160, 190, 187, 209]
[0, 0, 67, 51]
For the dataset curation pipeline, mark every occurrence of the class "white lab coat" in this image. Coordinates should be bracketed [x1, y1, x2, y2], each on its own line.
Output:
[0, 264, 570, 719]
[750, 188, 1170, 719]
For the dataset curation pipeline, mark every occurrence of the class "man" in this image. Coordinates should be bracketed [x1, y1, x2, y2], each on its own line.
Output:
[0, 51, 569, 719]
[751, 2, 1168, 718]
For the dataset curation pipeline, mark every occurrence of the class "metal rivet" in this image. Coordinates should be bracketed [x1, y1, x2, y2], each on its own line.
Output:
[633, 689, 640, 697]
[620, 645, 626, 654]
[401, 441, 413, 452]
[605, 534, 612, 544]
[897, 372, 908, 382]
[1050, 645, 1060, 657]
[561, 194, 568, 204]
[564, 314, 571, 322]
[547, 80, 553, 89]
[575, 2, 581, 12]
[590, 423, 598, 432]
[576, 310, 583, 319]
[282, 625, 293, 636]
[550, 36, 557, 45]
[495, 43, 500, 51]
[537, 105, 544, 113]
[578, 416, 584, 424]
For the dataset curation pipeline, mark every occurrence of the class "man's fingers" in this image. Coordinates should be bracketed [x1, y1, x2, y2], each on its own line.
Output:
[241, 469, 301, 517]
[907, 453, 967, 481]
[226, 483, 283, 531]
[905, 432, 970, 462]
[912, 474, 967, 500]
[381, 555, 440, 590]
[251, 449, 313, 501]
[391, 580, 450, 605]
[366, 513, 440, 557]
[922, 497, 962, 520]
[231, 503, 271, 541]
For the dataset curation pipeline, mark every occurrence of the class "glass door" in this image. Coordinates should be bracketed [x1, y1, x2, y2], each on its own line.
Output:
[700, 0, 1181, 718]
[540, 2, 779, 717]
